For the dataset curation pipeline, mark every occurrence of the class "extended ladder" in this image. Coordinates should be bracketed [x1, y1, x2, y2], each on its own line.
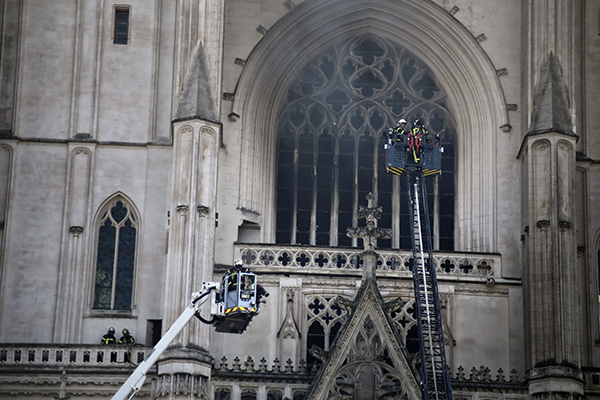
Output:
[407, 171, 453, 400]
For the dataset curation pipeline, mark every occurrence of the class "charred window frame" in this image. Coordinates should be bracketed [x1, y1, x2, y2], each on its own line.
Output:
[113, 6, 130, 45]
[275, 34, 456, 250]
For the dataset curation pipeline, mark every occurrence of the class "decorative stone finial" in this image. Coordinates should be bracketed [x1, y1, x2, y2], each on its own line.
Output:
[346, 193, 392, 252]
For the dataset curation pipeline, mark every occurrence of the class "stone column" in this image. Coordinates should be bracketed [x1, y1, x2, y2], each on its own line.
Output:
[520, 132, 582, 400]
[53, 144, 95, 343]
[520, 2, 584, 397]
[157, 2, 223, 394]
[0, 144, 13, 294]
[157, 118, 220, 399]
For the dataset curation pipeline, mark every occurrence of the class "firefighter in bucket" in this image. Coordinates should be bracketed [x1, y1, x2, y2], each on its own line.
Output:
[408, 119, 427, 163]
[214, 259, 269, 333]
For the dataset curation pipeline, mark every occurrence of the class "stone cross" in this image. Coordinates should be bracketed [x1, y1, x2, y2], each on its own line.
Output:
[346, 193, 392, 252]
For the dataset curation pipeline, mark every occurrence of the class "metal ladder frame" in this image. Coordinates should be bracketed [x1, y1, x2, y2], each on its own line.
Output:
[406, 171, 453, 400]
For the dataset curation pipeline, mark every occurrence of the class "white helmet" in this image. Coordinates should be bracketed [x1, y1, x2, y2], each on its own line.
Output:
[234, 259, 243, 267]
[398, 118, 407, 124]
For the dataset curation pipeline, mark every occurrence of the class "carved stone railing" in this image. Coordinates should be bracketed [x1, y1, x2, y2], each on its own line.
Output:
[453, 365, 524, 385]
[212, 355, 527, 390]
[235, 244, 500, 280]
[212, 356, 315, 383]
[0, 344, 152, 370]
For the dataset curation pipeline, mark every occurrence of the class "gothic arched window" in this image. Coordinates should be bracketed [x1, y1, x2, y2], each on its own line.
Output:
[276, 34, 455, 250]
[93, 198, 138, 310]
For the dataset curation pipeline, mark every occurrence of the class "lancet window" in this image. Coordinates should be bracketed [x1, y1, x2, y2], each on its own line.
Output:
[92, 199, 137, 311]
[276, 34, 455, 250]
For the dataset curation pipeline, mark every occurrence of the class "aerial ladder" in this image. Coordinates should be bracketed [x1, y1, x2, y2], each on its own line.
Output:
[112, 269, 265, 400]
[385, 120, 453, 400]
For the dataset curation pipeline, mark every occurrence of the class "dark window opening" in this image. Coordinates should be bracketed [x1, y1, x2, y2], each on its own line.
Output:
[276, 34, 456, 250]
[114, 8, 129, 45]
[147, 319, 162, 346]
[93, 200, 137, 310]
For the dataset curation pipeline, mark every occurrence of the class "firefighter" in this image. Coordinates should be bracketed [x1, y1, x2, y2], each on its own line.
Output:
[118, 328, 135, 345]
[101, 327, 116, 345]
[224, 259, 269, 302]
[408, 119, 427, 162]
[392, 118, 407, 145]
[225, 259, 250, 290]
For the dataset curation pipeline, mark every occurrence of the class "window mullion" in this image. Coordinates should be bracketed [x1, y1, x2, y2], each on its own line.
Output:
[372, 134, 379, 247]
[310, 135, 318, 245]
[351, 134, 360, 248]
[330, 136, 340, 247]
[110, 221, 120, 310]
[291, 134, 299, 245]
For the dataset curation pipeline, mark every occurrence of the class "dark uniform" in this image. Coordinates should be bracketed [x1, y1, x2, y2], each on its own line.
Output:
[392, 118, 407, 144]
[224, 260, 269, 304]
[408, 120, 427, 162]
[101, 327, 116, 345]
[118, 328, 135, 345]
[225, 260, 250, 289]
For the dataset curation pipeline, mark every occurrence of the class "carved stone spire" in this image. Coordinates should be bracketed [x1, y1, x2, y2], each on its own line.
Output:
[529, 52, 573, 136]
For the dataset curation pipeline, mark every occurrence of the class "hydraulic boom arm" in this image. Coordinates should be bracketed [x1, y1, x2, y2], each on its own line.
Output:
[111, 282, 220, 400]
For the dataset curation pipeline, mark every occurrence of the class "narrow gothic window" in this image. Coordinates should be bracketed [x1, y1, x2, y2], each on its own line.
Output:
[114, 7, 130, 45]
[93, 200, 137, 310]
[276, 34, 455, 250]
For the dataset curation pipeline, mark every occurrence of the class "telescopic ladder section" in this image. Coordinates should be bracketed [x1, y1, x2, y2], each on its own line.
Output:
[407, 171, 453, 400]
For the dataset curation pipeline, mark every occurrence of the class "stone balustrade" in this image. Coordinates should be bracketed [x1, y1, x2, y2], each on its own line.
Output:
[0, 344, 150, 369]
[235, 244, 500, 280]
[4, 345, 600, 395]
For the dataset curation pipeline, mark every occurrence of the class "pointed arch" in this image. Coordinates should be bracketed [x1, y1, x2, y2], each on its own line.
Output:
[232, 0, 508, 252]
[90, 192, 141, 312]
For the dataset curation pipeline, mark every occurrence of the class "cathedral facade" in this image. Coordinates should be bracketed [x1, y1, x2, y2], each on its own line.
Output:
[1, 0, 599, 399]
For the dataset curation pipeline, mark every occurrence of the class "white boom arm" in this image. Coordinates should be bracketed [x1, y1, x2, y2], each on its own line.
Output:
[111, 282, 220, 400]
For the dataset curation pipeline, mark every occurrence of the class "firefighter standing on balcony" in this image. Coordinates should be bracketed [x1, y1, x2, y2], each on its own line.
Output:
[101, 326, 116, 345]
[118, 328, 135, 345]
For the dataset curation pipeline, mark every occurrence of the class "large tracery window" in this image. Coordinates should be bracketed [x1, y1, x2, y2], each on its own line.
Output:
[276, 34, 455, 250]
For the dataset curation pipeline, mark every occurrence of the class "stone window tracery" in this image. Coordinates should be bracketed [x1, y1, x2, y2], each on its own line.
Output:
[276, 34, 455, 250]
[329, 316, 407, 400]
[304, 293, 421, 369]
[305, 295, 348, 367]
[93, 199, 137, 310]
